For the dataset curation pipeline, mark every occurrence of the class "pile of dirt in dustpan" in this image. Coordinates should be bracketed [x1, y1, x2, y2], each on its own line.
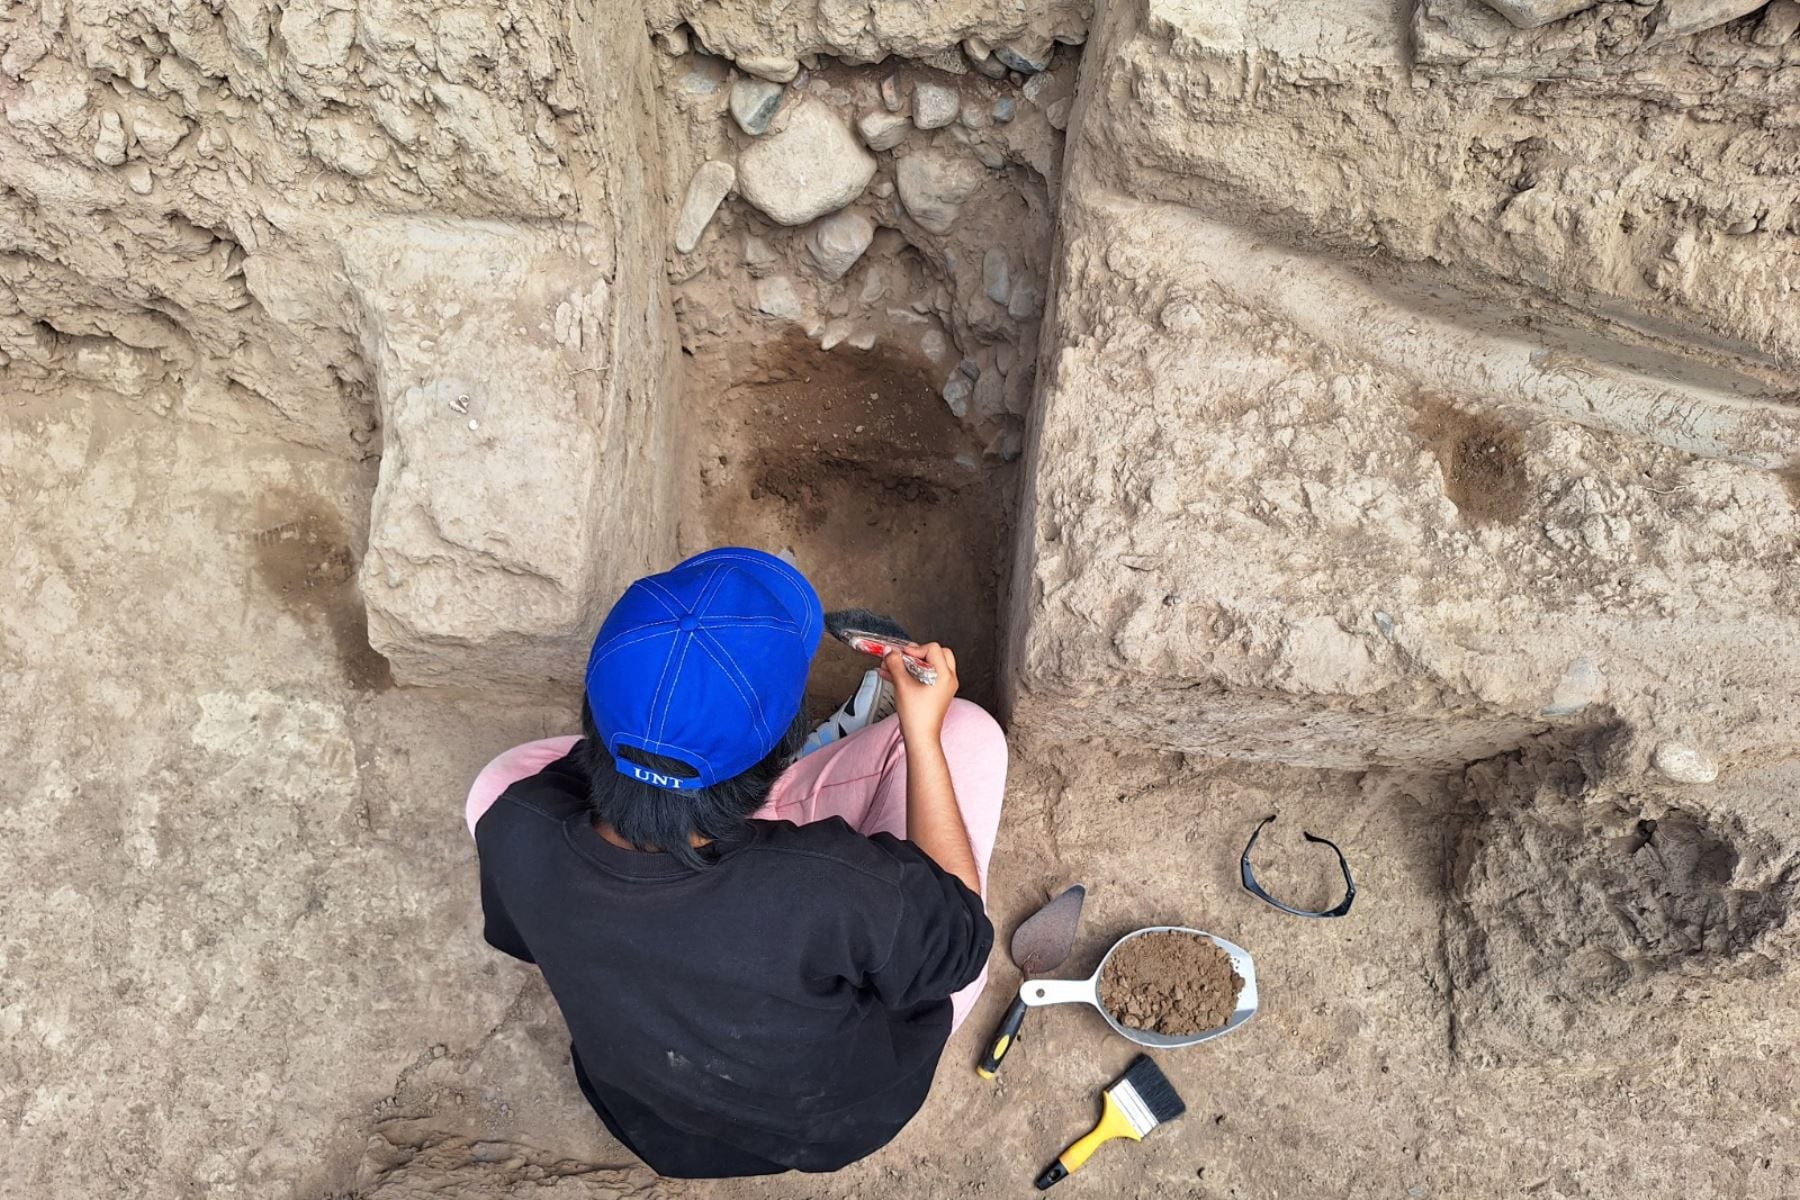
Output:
[1099, 931, 1245, 1037]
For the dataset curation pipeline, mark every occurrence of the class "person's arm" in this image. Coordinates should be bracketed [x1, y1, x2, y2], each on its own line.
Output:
[883, 642, 982, 897]
[475, 819, 537, 964]
[479, 864, 537, 964]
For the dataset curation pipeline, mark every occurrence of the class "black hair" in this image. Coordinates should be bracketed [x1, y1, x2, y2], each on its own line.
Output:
[579, 698, 805, 869]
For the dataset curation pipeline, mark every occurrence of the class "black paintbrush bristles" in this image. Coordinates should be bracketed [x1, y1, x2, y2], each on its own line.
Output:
[1115, 1055, 1187, 1131]
[824, 608, 915, 643]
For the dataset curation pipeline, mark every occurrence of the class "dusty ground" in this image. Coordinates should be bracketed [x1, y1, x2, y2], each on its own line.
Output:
[6, 380, 1795, 1200]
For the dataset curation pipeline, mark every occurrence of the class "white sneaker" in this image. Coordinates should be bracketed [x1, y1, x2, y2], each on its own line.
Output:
[800, 669, 896, 757]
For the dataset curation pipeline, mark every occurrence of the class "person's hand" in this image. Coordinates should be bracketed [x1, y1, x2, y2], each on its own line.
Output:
[884, 642, 959, 742]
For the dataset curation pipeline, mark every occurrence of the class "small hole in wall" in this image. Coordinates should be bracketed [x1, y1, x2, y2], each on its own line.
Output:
[1411, 395, 1531, 525]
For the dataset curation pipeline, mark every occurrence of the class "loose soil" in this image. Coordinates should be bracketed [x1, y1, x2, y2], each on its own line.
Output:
[1411, 395, 1531, 525]
[1099, 930, 1246, 1038]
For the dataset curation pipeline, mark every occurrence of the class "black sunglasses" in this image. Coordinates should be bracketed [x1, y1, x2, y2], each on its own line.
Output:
[1239, 815, 1356, 919]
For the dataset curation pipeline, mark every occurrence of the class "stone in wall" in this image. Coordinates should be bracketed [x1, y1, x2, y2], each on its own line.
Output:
[645, 0, 1091, 72]
[675, 160, 737, 252]
[653, 46, 1067, 453]
[805, 210, 876, 279]
[735, 99, 876, 224]
[344, 221, 615, 687]
[894, 148, 986, 234]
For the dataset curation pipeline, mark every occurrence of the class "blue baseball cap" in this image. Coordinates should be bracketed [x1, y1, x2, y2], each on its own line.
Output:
[585, 548, 823, 790]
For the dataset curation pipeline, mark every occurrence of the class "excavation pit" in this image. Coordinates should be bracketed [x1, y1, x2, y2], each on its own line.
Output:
[685, 333, 1014, 711]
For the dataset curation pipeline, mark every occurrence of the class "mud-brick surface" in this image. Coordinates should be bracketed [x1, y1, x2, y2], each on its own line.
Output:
[1008, 190, 1800, 772]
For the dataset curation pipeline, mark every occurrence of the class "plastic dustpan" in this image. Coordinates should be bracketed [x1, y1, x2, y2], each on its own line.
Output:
[1017, 924, 1258, 1049]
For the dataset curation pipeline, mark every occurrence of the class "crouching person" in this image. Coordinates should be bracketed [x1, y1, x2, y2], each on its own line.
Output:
[465, 548, 1007, 1177]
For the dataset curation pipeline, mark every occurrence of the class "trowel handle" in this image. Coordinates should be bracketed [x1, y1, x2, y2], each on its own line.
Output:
[842, 632, 939, 686]
[1019, 977, 1097, 1007]
[898, 651, 939, 686]
[976, 996, 1029, 1079]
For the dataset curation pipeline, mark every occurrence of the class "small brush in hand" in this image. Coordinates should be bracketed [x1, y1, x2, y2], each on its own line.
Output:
[824, 609, 937, 686]
[1035, 1055, 1187, 1189]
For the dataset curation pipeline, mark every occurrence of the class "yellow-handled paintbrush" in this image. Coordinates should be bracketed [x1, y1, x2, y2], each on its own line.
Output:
[1035, 1055, 1187, 1189]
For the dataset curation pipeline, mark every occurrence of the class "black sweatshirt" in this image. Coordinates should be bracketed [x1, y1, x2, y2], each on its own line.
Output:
[474, 746, 994, 1177]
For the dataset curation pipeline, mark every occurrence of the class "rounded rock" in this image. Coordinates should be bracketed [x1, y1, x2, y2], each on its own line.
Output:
[1006, 269, 1041, 320]
[743, 234, 778, 276]
[1159, 299, 1204, 333]
[681, 53, 730, 95]
[754, 275, 805, 321]
[964, 35, 1008, 78]
[130, 108, 188, 158]
[729, 78, 785, 135]
[919, 47, 969, 76]
[1754, 0, 1800, 45]
[1650, 0, 1765, 39]
[736, 54, 800, 83]
[912, 81, 960, 130]
[805, 211, 876, 281]
[94, 111, 128, 167]
[1652, 742, 1719, 785]
[858, 110, 910, 152]
[982, 248, 1011, 305]
[895, 149, 986, 235]
[737, 100, 877, 226]
[973, 370, 1005, 420]
[1541, 656, 1605, 717]
[674, 160, 736, 254]
[994, 35, 1053, 74]
[942, 375, 973, 419]
[820, 319, 853, 350]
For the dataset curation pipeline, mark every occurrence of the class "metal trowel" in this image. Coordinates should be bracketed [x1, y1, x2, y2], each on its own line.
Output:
[977, 884, 1086, 1079]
